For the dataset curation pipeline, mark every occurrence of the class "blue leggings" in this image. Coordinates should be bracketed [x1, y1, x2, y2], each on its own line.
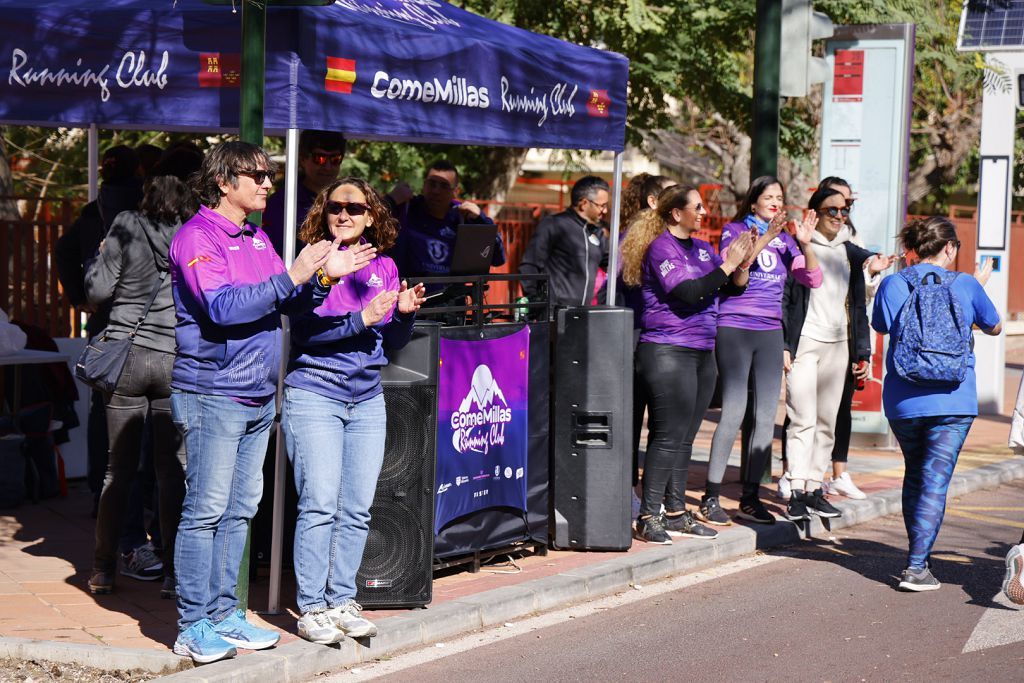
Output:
[889, 416, 973, 570]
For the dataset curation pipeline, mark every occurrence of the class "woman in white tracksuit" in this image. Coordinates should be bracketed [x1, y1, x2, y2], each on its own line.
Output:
[780, 186, 878, 520]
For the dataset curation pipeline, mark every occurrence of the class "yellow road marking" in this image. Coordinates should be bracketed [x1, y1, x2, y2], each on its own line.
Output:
[945, 509, 1024, 530]
[928, 553, 972, 564]
[951, 506, 1024, 512]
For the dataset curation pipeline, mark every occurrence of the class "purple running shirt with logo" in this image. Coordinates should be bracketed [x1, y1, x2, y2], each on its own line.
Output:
[638, 231, 723, 351]
[716, 220, 821, 331]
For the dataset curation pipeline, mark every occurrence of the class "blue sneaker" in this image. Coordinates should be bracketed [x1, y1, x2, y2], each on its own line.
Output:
[173, 619, 237, 664]
[213, 609, 280, 650]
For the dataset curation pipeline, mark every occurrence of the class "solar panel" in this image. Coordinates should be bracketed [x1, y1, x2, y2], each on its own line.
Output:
[959, 0, 1024, 51]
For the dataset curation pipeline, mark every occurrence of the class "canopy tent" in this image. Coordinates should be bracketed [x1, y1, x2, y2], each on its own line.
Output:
[0, 0, 628, 151]
[0, 0, 631, 611]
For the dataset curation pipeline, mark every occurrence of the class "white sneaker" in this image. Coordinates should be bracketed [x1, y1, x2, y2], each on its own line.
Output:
[776, 472, 792, 500]
[327, 600, 377, 639]
[297, 610, 344, 645]
[827, 472, 867, 500]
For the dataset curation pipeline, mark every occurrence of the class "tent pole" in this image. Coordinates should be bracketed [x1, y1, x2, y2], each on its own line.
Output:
[606, 151, 624, 304]
[87, 124, 98, 202]
[267, 128, 300, 615]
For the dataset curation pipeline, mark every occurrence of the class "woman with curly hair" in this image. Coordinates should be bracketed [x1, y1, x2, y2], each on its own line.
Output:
[284, 177, 427, 643]
[620, 185, 754, 544]
[620, 173, 675, 230]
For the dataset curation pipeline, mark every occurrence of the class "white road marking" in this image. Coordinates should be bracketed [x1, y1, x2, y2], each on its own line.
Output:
[962, 591, 1024, 654]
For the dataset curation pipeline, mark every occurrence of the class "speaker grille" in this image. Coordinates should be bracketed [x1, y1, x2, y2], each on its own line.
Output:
[356, 384, 437, 607]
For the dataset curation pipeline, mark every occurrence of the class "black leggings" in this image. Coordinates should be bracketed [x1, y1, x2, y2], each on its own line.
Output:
[706, 327, 783, 499]
[636, 342, 717, 517]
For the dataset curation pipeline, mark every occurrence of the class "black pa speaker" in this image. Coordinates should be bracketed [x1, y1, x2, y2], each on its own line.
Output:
[551, 307, 633, 550]
[355, 322, 439, 608]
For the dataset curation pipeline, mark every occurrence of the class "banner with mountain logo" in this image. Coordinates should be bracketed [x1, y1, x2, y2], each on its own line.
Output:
[434, 326, 529, 533]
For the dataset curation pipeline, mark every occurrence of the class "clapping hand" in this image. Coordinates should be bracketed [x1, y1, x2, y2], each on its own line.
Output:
[724, 231, 755, 271]
[767, 212, 787, 239]
[397, 280, 427, 314]
[866, 253, 897, 275]
[360, 289, 399, 327]
[793, 211, 818, 245]
[289, 239, 333, 286]
[976, 258, 995, 286]
[325, 239, 377, 280]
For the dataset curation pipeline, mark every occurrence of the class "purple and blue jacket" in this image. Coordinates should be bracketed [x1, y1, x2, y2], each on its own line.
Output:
[169, 205, 328, 400]
[285, 251, 415, 403]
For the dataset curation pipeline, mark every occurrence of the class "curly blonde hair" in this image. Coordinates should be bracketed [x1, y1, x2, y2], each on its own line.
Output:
[620, 185, 697, 287]
[299, 177, 398, 251]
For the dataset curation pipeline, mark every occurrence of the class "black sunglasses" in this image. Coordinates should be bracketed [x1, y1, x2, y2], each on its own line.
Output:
[823, 206, 851, 218]
[236, 169, 276, 185]
[325, 200, 369, 217]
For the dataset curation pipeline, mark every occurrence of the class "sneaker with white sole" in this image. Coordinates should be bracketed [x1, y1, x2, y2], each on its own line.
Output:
[825, 472, 867, 500]
[327, 600, 377, 639]
[120, 542, 163, 581]
[695, 495, 732, 526]
[663, 510, 718, 539]
[735, 497, 776, 525]
[776, 472, 792, 500]
[213, 609, 280, 650]
[634, 514, 672, 545]
[805, 489, 842, 518]
[1003, 544, 1024, 605]
[173, 618, 237, 664]
[298, 610, 345, 644]
[898, 567, 940, 592]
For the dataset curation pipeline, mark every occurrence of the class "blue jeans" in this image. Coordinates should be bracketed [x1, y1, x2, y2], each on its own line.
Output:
[889, 415, 974, 570]
[283, 387, 386, 614]
[171, 391, 274, 631]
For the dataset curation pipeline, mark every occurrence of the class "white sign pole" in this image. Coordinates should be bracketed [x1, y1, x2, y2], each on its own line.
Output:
[973, 53, 1022, 414]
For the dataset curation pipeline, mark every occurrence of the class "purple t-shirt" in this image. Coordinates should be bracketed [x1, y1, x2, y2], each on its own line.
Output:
[717, 221, 803, 331]
[638, 232, 723, 351]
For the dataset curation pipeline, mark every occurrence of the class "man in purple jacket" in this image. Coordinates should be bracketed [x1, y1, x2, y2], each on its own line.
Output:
[167, 141, 373, 664]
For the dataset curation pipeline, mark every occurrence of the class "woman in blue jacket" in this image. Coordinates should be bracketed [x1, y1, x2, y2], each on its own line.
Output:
[872, 216, 1000, 592]
[284, 177, 426, 644]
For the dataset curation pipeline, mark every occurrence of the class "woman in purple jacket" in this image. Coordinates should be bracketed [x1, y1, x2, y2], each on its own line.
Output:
[696, 176, 822, 526]
[620, 185, 754, 544]
[284, 177, 426, 645]
[168, 142, 375, 664]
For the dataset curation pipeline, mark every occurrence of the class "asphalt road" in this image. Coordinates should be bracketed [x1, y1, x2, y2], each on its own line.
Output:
[333, 481, 1024, 682]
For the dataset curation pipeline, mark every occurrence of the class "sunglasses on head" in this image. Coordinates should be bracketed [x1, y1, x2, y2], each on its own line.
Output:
[823, 206, 851, 218]
[325, 200, 369, 217]
[311, 152, 343, 166]
[237, 169, 275, 185]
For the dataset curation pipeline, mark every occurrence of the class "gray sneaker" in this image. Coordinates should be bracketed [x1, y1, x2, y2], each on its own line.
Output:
[327, 600, 377, 639]
[298, 610, 344, 645]
[898, 567, 940, 592]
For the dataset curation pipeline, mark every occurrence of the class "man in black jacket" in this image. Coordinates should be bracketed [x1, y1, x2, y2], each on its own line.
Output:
[518, 175, 610, 306]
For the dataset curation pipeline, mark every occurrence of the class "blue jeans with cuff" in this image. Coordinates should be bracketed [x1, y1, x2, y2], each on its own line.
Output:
[283, 387, 386, 615]
[171, 391, 274, 632]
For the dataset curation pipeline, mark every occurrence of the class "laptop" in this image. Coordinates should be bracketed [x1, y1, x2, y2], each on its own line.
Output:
[448, 223, 499, 276]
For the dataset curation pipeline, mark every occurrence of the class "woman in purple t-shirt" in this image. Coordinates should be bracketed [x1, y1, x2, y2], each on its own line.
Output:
[620, 185, 754, 544]
[696, 176, 822, 527]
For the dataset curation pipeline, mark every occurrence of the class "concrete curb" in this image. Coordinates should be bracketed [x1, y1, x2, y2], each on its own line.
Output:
[8, 454, 1024, 681]
[0, 637, 190, 676]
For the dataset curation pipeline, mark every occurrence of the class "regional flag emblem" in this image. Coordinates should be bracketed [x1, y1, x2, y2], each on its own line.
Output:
[325, 57, 356, 94]
[586, 89, 611, 118]
[198, 53, 240, 88]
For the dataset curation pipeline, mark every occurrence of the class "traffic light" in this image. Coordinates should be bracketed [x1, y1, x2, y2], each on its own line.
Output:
[779, 0, 834, 98]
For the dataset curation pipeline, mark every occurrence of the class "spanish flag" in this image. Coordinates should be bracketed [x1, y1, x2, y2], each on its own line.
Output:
[325, 57, 356, 94]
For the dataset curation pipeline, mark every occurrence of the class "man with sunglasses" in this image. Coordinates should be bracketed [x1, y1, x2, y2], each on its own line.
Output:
[262, 130, 347, 257]
[387, 159, 504, 286]
[518, 175, 610, 306]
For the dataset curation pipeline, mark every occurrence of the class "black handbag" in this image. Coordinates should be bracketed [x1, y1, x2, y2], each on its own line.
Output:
[75, 270, 166, 393]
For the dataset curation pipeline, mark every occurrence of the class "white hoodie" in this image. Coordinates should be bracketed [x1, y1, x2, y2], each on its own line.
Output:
[803, 225, 851, 343]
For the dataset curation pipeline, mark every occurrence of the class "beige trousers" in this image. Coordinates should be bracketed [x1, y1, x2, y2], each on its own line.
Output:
[785, 336, 849, 491]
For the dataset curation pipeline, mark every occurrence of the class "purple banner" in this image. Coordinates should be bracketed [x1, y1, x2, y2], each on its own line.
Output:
[434, 326, 529, 533]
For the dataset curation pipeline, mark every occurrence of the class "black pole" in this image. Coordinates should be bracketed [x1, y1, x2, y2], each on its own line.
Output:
[751, 0, 781, 180]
